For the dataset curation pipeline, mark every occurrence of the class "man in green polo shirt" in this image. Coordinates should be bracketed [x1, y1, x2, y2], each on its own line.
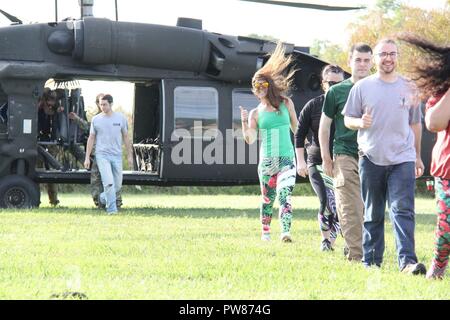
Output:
[318, 43, 373, 262]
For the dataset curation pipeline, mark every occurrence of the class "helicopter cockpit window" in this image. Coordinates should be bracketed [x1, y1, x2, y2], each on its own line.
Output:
[174, 87, 218, 139]
[232, 89, 259, 137]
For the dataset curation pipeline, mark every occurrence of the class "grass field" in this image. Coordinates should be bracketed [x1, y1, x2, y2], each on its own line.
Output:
[0, 193, 447, 300]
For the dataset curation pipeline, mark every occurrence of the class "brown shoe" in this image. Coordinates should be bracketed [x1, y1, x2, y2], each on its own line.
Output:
[280, 232, 292, 243]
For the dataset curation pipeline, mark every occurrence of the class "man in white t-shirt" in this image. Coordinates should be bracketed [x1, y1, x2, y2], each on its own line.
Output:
[84, 94, 133, 214]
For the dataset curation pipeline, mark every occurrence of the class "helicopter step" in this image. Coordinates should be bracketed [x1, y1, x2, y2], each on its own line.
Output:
[35, 170, 160, 185]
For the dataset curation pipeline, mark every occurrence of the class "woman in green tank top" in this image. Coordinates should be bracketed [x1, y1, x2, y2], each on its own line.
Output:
[240, 42, 298, 242]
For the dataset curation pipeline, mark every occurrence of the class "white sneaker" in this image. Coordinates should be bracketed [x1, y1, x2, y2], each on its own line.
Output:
[280, 232, 292, 243]
[261, 233, 271, 241]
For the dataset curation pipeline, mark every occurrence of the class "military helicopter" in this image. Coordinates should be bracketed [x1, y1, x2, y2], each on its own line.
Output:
[0, 0, 434, 208]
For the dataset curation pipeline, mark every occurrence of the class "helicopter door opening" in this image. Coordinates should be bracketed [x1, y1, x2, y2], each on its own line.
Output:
[132, 83, 161, 175]
[36, 80, 155, 179]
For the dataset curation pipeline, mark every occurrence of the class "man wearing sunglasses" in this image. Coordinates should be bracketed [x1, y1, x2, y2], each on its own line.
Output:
[319, 43, 373, 262]
[343, 39, 426, 275]
[295, 64, 344, 252]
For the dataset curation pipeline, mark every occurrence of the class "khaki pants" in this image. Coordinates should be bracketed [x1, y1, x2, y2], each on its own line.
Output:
[333, 154, 364, 261]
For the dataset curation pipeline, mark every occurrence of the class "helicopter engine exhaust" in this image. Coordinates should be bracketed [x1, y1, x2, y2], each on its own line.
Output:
[72, 18, 209, 74]
[43, 18, 294, 83]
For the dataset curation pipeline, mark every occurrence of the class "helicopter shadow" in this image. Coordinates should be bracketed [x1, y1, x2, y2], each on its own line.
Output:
[36, 205, 439, 226]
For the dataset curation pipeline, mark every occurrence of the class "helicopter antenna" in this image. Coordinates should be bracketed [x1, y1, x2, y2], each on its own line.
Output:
[79, 0, 94, 19]
[0, 9, 23, 24]
[115, 0, 119, 21]
[55, 0, 58, 21]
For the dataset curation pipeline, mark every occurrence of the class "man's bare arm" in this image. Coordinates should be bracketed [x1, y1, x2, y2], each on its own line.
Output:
[318, 114, 334, 177]
[84, 134, 95, 169]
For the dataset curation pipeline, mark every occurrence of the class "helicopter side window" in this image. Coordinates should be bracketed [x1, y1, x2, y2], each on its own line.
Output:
[232, 89, 259, 136]
[174, 87, 218, 140]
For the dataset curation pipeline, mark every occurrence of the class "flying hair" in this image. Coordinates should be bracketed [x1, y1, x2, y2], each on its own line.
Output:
[252, 42, 297, 109]
[397, 33, 450, 98]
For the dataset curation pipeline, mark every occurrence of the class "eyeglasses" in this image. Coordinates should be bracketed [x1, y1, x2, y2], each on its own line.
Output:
[377, 52, 398, 59]
[253, 82, 269, 90]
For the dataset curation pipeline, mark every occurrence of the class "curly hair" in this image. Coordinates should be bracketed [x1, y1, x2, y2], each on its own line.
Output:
[398, 33, 450, 98]
[252, 42, 297, 109]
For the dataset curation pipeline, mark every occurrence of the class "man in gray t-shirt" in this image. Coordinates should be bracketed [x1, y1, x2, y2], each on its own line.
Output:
[84, 94, 133, 214]
[343, 73, 422, 166]
[342, 39, 426, 275]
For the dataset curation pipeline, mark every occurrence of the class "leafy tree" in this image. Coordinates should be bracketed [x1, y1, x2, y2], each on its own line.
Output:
[312, 0, 450, 75]
[347, 1, 449, 75]
[310, 39, 348, 68]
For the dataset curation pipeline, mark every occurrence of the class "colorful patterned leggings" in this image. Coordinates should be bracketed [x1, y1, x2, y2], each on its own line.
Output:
[431, 177, 450, 273]
[308, 165, 340, 241]
[258, 157, 296, 234]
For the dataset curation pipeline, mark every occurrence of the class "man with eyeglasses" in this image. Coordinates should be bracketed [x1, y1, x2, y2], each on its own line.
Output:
[318, 43, 373, 262]
[295, 64, 344, 251]
[342, 39, 426, 275]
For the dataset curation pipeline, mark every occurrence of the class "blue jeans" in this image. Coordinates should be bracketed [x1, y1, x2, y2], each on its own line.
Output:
[359, 156, 418, 270]
[96, 154, 123, 213]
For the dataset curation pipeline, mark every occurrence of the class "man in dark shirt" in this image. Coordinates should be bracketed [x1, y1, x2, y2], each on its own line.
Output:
[295, 64, 344, 251]
[37, 89, 60, 206]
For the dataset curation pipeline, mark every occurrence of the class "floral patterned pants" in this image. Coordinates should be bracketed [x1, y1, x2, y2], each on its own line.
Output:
[258, 157, 296, 234]
[431, 177, 450, 274]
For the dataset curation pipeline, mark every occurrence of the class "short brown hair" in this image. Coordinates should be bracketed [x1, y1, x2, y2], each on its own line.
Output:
[321, 64, 344, 80]
[349, 43, 373, 58]
[101, 94, 113, 104]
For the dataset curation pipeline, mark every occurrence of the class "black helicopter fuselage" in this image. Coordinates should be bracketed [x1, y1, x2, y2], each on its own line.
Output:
[0, 17, 434, 208]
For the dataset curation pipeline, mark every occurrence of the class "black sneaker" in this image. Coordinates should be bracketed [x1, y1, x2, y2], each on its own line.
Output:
[320, 239, 333, 252]
[401, 263, 427, 275]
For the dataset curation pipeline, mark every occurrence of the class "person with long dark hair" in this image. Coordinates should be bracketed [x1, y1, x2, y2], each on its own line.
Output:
[399, 33, 450, 279]
[240, 43, 298, 242]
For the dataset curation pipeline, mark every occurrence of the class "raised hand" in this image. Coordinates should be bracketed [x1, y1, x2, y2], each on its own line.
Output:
[239, 106, 249, 123]
[360, 107, 373, 129]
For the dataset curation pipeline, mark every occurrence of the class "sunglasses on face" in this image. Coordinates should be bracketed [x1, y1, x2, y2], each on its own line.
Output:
[253, 82, 269, 90]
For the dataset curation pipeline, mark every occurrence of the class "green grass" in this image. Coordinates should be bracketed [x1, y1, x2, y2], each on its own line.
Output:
[0, 193, 447, 300]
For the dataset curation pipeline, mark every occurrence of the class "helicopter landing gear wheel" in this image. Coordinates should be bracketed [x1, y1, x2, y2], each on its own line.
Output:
[0, 175, 40, 209]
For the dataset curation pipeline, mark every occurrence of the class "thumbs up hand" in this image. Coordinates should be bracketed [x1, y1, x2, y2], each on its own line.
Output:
[240, 106, 249, 123]
[360, 107, 373, 129]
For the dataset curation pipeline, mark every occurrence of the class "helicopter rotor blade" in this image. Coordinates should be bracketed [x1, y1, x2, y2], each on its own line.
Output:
[239, 0, 365, 11]
[0, 9, 23, 24]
